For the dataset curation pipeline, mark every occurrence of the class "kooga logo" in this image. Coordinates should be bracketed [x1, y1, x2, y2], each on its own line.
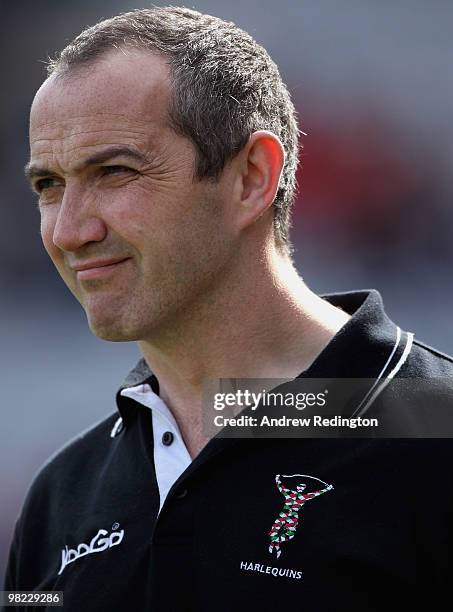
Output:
[58, 525, 124, 575]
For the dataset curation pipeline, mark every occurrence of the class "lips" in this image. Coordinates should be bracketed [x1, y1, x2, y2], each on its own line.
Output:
[72, 257, 131, 280]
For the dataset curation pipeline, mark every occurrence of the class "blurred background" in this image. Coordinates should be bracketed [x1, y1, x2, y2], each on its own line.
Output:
[1, 0, 452, 579]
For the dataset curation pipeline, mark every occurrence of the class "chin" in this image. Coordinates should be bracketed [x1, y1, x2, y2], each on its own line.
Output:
[84, 295, 172, 342]
[92, 328, 134, 342]
[89, 325, 134, 342]
[86, 312, 140, 342]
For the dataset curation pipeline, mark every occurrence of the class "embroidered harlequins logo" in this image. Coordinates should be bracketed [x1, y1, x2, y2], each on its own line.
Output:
[268, 474, 333, 558]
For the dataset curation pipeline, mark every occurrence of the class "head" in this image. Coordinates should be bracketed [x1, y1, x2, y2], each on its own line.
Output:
[27, 7, 300, 341]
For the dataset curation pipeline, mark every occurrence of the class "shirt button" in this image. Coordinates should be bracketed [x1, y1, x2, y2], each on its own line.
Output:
[162, 431, 174, 446]
[175, 488, 188, 499]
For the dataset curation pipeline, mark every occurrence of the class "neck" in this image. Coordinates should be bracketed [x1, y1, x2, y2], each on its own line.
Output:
[138, 244, 350, 457]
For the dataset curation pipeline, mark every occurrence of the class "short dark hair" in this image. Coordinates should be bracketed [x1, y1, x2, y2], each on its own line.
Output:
[47, 6, 300, 252]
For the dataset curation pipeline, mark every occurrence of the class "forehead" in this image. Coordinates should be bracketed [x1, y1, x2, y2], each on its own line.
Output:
[29, 49, 171, 157]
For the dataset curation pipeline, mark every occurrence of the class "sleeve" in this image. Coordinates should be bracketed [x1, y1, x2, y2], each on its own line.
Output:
[3, 517, 21, 591]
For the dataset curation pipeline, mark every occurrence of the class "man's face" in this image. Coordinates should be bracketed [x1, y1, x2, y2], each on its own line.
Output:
[28, 50, 236, 341]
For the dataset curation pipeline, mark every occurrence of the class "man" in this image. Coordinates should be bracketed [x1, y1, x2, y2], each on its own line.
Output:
[268, 475, 333, 559]
[3, 7, 453, 611]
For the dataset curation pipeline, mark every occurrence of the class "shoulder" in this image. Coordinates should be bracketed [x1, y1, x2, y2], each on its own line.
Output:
[39, 412, 119, 474]
[400, 335, 453, 379]
[4, 412, 121, 588]
[20, 412, 120, 518]
[370, 334, 453, 434]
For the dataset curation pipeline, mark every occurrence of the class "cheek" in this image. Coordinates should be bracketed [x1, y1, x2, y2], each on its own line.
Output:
[103, 188, 153, 242]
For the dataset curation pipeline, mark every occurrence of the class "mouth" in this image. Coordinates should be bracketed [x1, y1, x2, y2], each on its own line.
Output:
[72, 257, 131, 281]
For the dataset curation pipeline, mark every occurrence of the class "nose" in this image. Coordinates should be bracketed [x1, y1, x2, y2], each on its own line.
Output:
[52, 184, 108, 252]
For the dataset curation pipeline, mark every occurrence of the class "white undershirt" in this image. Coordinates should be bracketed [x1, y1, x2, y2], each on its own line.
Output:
[120, 383, 192, 513]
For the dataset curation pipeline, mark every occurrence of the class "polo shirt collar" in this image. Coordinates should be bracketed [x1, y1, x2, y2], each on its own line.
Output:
[300, 288, 401, 379]
[116, 288, 405, 426]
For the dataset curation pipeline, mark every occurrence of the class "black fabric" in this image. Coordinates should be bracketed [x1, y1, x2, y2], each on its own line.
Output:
[3, 289, 453, 611]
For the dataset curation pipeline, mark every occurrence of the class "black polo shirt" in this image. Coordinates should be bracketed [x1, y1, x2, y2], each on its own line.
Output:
[3, 289, 453, 611]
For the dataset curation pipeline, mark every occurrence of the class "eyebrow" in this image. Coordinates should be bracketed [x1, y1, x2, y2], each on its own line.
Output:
[24, 145, 148, 184]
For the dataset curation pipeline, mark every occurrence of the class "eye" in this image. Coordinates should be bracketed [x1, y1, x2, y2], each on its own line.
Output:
[34, 177, 62, 193]
[102, 165, 134, 175]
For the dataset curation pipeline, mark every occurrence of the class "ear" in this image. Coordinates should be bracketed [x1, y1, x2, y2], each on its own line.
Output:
[235, 130, 285, 233]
